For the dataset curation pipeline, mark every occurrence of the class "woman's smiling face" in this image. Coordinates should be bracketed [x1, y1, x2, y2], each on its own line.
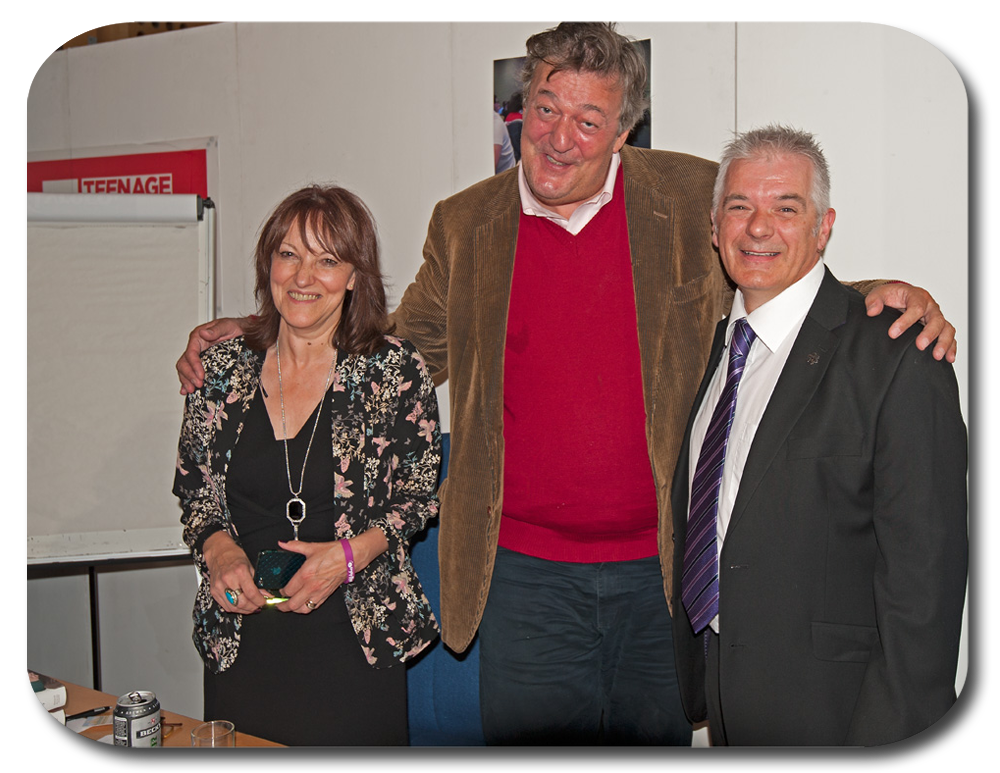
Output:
[270, 218, 356, 339]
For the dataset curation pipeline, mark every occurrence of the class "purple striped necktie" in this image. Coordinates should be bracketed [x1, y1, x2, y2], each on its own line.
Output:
[682, 318, 757, 634]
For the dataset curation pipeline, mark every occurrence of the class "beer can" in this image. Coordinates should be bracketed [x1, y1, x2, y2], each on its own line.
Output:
[113, 690, 161, 747]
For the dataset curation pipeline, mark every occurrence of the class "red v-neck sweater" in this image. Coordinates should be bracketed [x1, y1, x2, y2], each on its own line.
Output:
[498, 170, 659, 562]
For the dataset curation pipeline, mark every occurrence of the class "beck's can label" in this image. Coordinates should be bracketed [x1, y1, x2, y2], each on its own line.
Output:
[113, 690, 161, 747]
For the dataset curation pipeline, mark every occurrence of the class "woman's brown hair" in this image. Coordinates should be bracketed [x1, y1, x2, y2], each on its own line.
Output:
[244, 185, 391, 355]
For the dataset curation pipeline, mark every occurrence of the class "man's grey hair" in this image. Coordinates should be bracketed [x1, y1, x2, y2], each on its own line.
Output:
[520, 22, 649, 136]
[713, 124, 832, 232]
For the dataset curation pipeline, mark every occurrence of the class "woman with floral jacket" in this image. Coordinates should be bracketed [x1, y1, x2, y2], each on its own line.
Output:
[173, 185, 441, 745]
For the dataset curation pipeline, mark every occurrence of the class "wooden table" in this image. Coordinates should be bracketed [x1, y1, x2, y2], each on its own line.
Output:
[60, 679, 283, 747]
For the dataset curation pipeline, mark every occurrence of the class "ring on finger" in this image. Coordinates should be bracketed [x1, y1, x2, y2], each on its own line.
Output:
[225, 588, 242, 605]
[305, 599, 318, 610]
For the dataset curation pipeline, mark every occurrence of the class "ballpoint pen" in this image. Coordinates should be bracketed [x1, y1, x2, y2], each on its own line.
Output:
[66, 706, 111, 721]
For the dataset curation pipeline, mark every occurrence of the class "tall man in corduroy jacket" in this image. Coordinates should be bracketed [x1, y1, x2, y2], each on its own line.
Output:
[178, 22, 956, 745]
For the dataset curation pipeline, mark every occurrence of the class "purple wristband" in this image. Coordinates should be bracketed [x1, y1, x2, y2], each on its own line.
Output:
[342, 539, 355, 584]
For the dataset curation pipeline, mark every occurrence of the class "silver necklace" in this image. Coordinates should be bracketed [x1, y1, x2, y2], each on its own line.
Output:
[275, 336, 338, 540]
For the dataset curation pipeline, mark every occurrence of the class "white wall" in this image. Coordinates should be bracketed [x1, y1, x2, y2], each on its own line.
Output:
[26, 21, 968, 739]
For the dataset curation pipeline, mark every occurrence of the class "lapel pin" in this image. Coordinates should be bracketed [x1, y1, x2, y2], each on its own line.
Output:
[806, 352, 821, 365]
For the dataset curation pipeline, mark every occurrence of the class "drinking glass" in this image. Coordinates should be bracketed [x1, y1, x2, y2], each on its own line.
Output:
[190, 720, 236, 747]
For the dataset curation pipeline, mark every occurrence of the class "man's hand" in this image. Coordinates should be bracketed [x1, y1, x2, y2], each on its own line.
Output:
[865, 283, 957, 363]
[177, 317, 247, 395]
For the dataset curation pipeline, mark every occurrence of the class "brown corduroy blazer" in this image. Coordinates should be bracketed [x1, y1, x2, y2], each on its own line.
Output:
[391, 143, 732, 652]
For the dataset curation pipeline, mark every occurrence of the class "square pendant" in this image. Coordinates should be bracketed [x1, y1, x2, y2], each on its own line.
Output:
[286, 497, 306, 523]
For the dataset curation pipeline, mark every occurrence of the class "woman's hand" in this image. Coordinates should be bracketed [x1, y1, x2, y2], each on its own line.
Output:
[274, 529, 388, 614]
[203, 531, 268, 614]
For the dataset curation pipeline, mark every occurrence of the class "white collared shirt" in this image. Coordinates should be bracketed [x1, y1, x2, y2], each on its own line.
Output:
[517, 153, 620, 235]
[688, 259, 826, 632]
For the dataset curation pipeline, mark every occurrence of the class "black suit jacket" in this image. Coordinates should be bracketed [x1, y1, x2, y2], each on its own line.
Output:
[670, 268, 968, 745]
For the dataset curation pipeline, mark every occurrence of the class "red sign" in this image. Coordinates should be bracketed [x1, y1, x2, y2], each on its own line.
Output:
[27, 149, 208, 197]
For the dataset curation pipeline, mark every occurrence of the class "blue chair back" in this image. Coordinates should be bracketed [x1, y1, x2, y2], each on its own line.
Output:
[406, 433, 485, 745]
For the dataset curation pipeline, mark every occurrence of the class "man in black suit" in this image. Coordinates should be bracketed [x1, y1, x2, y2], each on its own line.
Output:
[671, 125, 968, 746]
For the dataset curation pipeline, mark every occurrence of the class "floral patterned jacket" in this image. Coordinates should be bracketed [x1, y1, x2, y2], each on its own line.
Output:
[173, 335, 441, 673]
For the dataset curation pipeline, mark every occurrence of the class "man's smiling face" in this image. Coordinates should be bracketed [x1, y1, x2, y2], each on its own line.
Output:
[713, 152, 836, 312]
[519, 63, 631, 219]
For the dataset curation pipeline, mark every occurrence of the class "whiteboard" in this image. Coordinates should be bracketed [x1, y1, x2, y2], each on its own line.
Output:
[27, 194, 214, 563]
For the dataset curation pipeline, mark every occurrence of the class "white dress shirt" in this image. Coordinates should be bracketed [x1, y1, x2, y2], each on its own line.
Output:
[518, 153, 620, 235]
[688, 260, 826, 632]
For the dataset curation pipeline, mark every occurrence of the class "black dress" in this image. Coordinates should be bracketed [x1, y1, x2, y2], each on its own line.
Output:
[202, 388, 408, 746]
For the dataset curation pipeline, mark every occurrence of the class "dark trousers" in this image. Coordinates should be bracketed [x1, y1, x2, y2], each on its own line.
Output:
[478, 547, 692, 745]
